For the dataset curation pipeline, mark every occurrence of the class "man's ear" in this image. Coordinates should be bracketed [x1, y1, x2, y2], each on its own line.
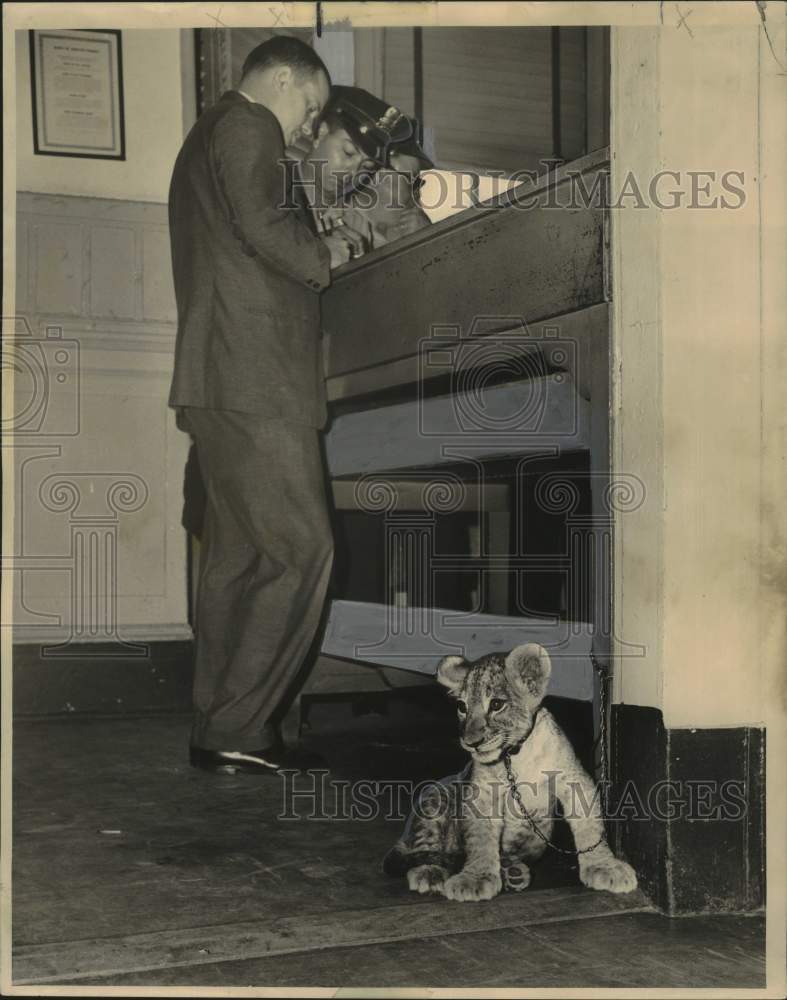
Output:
[272, 64, 293, 92]
[504, 644, 552, 703]
[436, 655, 469, 696]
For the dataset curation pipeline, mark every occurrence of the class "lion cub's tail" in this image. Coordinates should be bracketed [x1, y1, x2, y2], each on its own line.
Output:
[382, 840, 415, 877]
[382, 840, 463, 877]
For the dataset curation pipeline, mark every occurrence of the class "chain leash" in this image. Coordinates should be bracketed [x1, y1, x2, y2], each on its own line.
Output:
[500, 653, 610, 858]
[592, 650, 610, 818]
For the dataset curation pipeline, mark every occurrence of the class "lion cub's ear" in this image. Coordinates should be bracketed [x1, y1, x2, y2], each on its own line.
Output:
[436, 655, 469, 695]
[504, 644, 552, 702]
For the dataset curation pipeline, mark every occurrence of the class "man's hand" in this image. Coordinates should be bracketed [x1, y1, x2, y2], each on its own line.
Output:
[322, 219, 368, 268]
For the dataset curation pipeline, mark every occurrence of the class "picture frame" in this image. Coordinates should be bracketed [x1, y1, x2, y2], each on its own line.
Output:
[29, 28, 126, 160]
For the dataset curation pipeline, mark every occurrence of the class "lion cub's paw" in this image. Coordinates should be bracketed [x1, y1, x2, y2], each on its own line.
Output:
[407, 864, 448, 894]
[442, 869, 502, 902]
[580, 857, 638, 894]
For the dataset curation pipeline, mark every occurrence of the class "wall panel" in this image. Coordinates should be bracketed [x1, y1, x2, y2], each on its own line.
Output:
[142, 228, 177, 324]
[11, 192, 190, 646]
[90, 226, 138, 319]
[33, 222, 84, 316]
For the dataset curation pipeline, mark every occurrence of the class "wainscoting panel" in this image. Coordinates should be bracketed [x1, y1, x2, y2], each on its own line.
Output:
[90, 225, 138, 319]
[10, 192, 190, 647]
[16, 218, 30, 313]
[33, 221, 84, 316]
[142, 227, 177, 324]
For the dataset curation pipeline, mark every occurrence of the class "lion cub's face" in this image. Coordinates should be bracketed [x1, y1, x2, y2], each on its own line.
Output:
[436, 644, 552, 765]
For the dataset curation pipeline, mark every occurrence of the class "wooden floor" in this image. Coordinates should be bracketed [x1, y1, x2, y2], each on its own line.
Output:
[12, 691, 765, 990]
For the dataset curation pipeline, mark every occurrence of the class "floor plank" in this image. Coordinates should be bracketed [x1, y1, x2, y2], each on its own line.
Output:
[14, 887, 651, 984]
[77, 914, 765, 989]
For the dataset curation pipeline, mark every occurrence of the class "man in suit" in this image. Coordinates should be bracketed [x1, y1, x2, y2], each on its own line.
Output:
[169, 37, 363, 775]
[180, 86, 435, 542]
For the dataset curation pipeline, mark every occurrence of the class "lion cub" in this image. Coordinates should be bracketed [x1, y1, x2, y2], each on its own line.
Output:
[384, 644, 637, 902]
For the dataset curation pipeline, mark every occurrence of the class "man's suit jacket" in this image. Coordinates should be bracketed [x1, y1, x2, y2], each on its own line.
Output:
[168, 91, 331, 428]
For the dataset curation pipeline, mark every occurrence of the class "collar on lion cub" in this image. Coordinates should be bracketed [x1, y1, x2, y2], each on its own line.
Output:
[436, 643, 552, 767]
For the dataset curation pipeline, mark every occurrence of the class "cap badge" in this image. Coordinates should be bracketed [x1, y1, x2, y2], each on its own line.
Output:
[376, 106, 406, 136]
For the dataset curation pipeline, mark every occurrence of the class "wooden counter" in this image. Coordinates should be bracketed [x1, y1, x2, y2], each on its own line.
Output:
[296, 149, 613, 745]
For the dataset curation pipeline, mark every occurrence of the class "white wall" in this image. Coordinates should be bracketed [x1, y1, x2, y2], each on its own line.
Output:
[11, 28, 192, 643]
[313, 28, 354, 84]
[15, 29, 183, 203]
[611, 15, 786, 729]
[12, 193, 190, 644]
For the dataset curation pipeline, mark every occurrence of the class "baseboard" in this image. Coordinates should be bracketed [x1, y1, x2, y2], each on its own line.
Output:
[611, 704, 765, 915]
[12, 642, 439, 719]
[13, 641, 195, 717]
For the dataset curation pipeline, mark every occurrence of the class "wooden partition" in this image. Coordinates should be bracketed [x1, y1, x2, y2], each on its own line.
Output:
[303, 150, 612, 732]
[323, 148, 609, 401]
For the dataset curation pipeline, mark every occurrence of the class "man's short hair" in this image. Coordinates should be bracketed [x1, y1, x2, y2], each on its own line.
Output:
[241, 35, 329, 83]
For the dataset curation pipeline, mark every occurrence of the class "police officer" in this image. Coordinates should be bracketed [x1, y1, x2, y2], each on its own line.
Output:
[294, 85, 434, 254]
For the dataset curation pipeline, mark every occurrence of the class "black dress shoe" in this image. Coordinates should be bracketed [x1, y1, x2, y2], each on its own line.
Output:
[189, 743, 327, 775]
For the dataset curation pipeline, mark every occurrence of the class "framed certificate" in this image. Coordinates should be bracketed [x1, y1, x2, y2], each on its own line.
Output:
[29, 29, 125, 159]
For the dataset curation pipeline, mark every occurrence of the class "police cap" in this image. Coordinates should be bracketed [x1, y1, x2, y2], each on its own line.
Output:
[322, 85, 413, 166]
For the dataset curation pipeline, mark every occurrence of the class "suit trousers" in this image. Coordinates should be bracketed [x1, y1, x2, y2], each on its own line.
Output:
[181, 407, 334, 750]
